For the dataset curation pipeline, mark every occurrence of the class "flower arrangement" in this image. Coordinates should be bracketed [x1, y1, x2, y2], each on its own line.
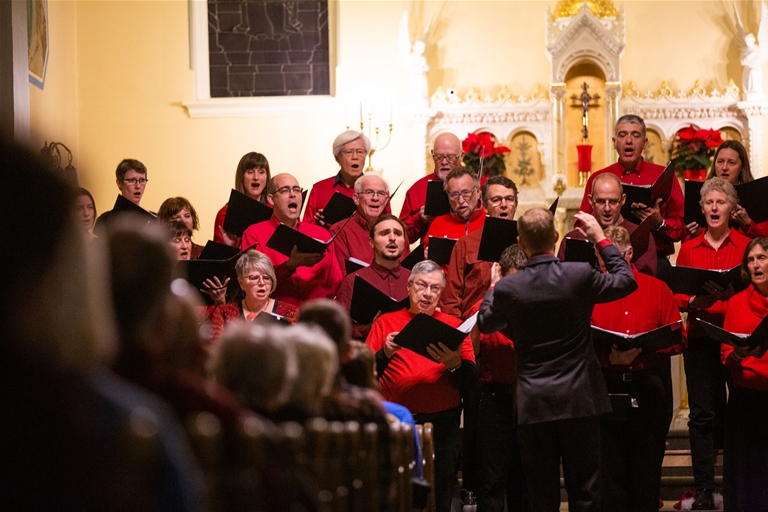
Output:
[671, 125, 723, 172]
[462, 132, 510, 177]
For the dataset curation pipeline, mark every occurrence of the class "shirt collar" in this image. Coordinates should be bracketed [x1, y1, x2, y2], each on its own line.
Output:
[621, 158, 648, 176]
[334, 171, 354, 189]
[370, 259, 403, 279]
[694, 228, 736, 249]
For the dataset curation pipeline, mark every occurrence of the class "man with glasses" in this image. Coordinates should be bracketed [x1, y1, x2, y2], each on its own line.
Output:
[304, 130, 391, 227]
[329, 174, 410, 277]
[366, 260, 477, 512]
[94, 158, 150, 234]
[441, 176, 518, 319]
[424, 167, 486, 272]
[400, 132, 485, 243]
[241, 173, 343, 306]
[578, 115, 685, 282]
[558, 172, 657, 276]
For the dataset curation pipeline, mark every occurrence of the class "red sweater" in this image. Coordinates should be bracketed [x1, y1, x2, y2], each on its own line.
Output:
[466, 300, 516, 385]
[366, 309, 475, 414]
[578, 159, 686, 255]
[425, 207, 486, 274]
[592, 267, 683, 372]
[440, 229, 492, 319]
[674, 228, 751, 339]
[722, 285, 768, 391]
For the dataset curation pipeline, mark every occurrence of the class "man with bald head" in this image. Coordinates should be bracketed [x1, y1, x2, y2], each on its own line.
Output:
[558, 172, 657, 276]
[478, 208, 637, 512]
[400, 132, 478, 243]
[330, 173, 409, 276]
[241, 173, 343, 306]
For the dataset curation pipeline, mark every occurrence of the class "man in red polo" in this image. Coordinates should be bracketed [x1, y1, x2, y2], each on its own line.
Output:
[329, 174, 409, 276]
[440, 175, 518, 319]
[241, 173, 343, 306]
[335, 214, 411, 340]
[578, 115, 685, 282]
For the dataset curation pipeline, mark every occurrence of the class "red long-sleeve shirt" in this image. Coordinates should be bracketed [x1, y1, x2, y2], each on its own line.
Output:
[579, 160, 686, 255]
[399, 172, 441, 243]
[674, 228, 751, 339]
[439, 229, 492, 319]
[592, 267, 683, 371]
[722, 285, 768, 391]
[466, 300, 516, 385]
[366, 309, 475, 414]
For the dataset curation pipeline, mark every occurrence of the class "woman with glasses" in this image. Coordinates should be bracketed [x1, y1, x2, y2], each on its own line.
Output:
[303, 130, 390, 227]
[94, 158, 149, 234]
[209, 249, 298, 343]
[213, 152, 272, 247]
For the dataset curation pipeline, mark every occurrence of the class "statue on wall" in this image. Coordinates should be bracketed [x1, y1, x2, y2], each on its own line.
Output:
[734, 1, 768, 101]
[398, 10, 433, 109]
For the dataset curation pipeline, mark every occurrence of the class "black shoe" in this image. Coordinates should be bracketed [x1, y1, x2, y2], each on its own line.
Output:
[691, 489, 714, 510]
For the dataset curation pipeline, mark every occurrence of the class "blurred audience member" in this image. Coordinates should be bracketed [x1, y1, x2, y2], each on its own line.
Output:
[75, 187, 97, 240]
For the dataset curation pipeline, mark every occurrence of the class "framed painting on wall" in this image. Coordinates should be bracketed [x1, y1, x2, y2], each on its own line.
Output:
[28, 0, 49, 89]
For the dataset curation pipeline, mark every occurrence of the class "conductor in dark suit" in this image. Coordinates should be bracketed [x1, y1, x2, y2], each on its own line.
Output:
[477, 208, 637, 512]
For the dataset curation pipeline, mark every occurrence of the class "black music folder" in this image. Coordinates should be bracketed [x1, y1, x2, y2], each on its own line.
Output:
[349, 276, 410, 325]
[198, 240, 241, 261]
[563, 237, 598, 267]
[549, 197, 559, 215]
[684, 180, 706, 227]
[621, 161, 676, 224]
[629, 216, 654, 262]
[345, 257, 369, 275]
[266, 215, 353, 257]
[223, 189, 273, 237]
[591, 321, 683, 353]
[321, 191, 356, 226]
[254, 310, 292, 326]
[734, 176, 768, 224]
[428, 236, 457, 265]
[401, 243, 424, 270]
[424, 180, 451, 217]
[696, 317, 768, 349]
[669, 265, 743, 296]
[174, 250, 244, 306]
[394, 312, 470, 361]
[477, 216, 519, 262]
[112, 194, 156, 221]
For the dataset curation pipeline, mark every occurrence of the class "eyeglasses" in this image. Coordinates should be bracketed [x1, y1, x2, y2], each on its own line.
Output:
[122, 178, 148, 186]
[245, 274, 272, 284]
[273, 186, 303, 195]
[447, 188, 477, 201]
[432, 152, 461, 163]
[359, 189, 389, 198]
[412, 280, 443, 294]
[592, 198, 621, 207]
[487, 195, 517, 206]
[341, 149, 366, 157]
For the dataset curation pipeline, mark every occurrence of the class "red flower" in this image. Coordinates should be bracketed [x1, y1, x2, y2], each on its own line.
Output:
[677, 126, 697, 140]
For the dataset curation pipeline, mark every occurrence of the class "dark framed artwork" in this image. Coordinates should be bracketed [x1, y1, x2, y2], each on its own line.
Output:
[28, 0, 49, 90]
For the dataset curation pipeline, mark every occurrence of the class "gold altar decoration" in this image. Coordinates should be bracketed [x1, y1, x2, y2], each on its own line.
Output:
[552, 0, 617, 20]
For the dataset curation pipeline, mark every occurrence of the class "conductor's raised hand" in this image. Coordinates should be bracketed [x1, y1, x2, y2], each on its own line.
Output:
[490, 262, 503, 287]
[574, 211, 607, 245]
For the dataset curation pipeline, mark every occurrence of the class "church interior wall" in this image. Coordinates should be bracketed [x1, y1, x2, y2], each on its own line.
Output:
[27, 0, 768, 240]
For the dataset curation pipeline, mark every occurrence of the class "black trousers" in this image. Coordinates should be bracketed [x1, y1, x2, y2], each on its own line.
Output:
[601, 365, 673, 512]
[723, 386, 768, 511]
[475, 384, 527, 512]
[517, 415, 601, 512]
[684, 337, 727, 491]
[414, 409, 461, 512]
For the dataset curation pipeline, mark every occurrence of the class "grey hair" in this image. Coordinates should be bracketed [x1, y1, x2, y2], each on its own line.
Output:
[614, 114, 646, 137]
[213, 322, 299, 413]
[235, 249, 277, 286]
[353, 173, 389, 194]
[700, 177, 738, 209]
[284, 324, 338, 413]
[409, 260, 446, 287]
[332, 130, 371, 160]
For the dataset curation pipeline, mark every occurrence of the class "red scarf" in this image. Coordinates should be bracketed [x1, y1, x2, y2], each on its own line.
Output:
[747, 284, 768, 319]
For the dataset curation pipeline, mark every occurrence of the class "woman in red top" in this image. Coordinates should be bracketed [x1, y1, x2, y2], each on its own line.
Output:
[675, 177, 752, 508]
[721, 237, 768, 510]
[213, 152, 272, 246]
[209, 249, 297, 344]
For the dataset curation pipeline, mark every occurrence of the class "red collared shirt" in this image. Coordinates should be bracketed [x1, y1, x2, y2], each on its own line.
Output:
[366, 308, 475, 414]
[240, 216, 343, 307]
[303, 172, 391, 226]
[579, 159, 686, 254]
[465, 299, 516, 385]
[440, 228, 492, 319]
[425, 207, 487, 273]
[722, 285, 768, 391]
[592, 266, 683, 372]
[335, 261, 411, 340]
[675, 227, 751, 338]
[329, 212, 410, 277]
[399, 172, 441, 243]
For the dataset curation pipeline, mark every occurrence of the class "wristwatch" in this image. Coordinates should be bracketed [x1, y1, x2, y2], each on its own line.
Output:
[447, 363, 461, 373]
[655, 219, 666, 232]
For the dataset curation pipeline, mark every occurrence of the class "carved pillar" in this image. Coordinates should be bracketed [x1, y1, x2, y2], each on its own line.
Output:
[737, 102, 768, 178]
[405, 110, 437, 181]
[550, 83, 567, 179]
[604, 82, 622, 164]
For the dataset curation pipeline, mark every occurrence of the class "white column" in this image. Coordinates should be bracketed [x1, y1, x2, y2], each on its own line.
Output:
[604, 82, 622, 165]
[737, 102, 768, 178]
